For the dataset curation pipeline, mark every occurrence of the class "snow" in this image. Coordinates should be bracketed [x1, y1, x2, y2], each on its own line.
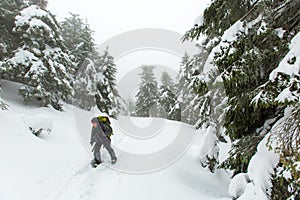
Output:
[234, 133, 280, 200]
[194, 14, 204, 26]
[9, 49, 37, 66]
[228, 173, 250, 199]
[274, 28, 286, 39]
[0, 80, 231, 200]
[269, 32, 300, 81]
[15, 5, 55, 28]
[199, 125, 219, 164]
[27, 114, 53, 134]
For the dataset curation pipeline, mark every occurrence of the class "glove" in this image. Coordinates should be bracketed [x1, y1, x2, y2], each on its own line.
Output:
[90, 141, 95, 146]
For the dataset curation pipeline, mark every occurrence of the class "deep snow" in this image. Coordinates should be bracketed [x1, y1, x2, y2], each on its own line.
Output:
[0, 80, 231, 200]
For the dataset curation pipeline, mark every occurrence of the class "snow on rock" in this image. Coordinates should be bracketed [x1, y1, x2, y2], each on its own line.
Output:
[228, 173, 250, 199]
[26, 114, 53, 136]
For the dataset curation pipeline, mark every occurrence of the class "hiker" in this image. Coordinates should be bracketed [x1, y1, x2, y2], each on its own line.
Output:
[90, 117, 117, 167]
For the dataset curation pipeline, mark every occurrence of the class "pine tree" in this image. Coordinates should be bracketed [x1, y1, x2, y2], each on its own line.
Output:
[28, 0, 48, 9]
[135, 65, 158, 117]
[1, 5, 74, 110]
[0, 0, 25, 63]
[184, 0, 300, 198]
[0, 84, 8, 110]
[175, 53, 193, 123]
[124, 97, 135, 116]
[60, 13, 95, 76]
[95, 47, 121, 118]
[72, 56, 98, 110]
[0, 0, 26, 110]
[157, 71, 176, 119]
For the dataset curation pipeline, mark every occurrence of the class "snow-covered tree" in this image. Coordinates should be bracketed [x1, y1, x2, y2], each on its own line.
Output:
[123, 97, 135, 116]
[175, 50, 210, 125]
[0, 82, 8, 110]
[60, 13, 95, 77]
[175, 53, 194, 123]
[27, 0, 48, 9]
[157, 71, 176, 119]
[95, 48, 122, 118]
[0, 0, 25, 63]
[135, 65, 158, 117]
[1, 5, 74, 110]
[184, 0, 300, 198]
[72, 57, 99, 110]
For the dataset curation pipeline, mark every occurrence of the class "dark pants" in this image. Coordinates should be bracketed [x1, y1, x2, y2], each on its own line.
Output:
[93, 137, 116, 162]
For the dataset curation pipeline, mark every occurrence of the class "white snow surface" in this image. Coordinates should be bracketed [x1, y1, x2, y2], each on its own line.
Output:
[228, 173, 250, 199]
[0, 80, 231, 200]
[194, 14, 204, 26]
[15, 5, 55, 28]
[235, 133, 279, 200]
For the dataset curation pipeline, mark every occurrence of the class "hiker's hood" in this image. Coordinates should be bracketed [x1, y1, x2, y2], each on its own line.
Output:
[91, 117, 98, 124]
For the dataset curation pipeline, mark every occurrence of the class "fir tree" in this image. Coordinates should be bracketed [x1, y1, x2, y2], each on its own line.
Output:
[27, 0, 48, 9]
[135, 65, 158, 117]
[1, 5, 74, 110]
[157, 71, 176, 119]
[60, 13, 95, 76]
[184, 0, 300, 197]
[124, 97, 135, 116]
[175, 53, 193, 123]
[72, 57, 98, 110]
[0, 0, 25, 63]
[0, 84, 8, 110]
[95, 47, 121, 118]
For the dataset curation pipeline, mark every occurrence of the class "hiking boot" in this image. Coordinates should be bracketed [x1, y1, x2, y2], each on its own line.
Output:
[111, 157, 117, 164]
[91, 158, 102, 167]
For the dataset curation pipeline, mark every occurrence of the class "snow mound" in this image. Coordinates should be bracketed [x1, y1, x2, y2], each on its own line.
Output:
[236, 135, 279, 200]
[199, 125, 219, 167]
[228, 173, 250, 199]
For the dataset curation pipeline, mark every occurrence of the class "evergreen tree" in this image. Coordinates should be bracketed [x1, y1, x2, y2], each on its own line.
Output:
[60, 13, 95, 76]
[124, 97, 135, 116]
[0, 0, 25, 63]
[27, 0, 48, 9]
[184, 0, 300, 198]
[175, 53, 193, 123]
[157, 71, 176, 119]
[95, 47, 121, 118]
[72, 56, 98, 110]
[135, 65, 158, 117]
[1, 5, 74, 110]
[0, 84, 8, 110]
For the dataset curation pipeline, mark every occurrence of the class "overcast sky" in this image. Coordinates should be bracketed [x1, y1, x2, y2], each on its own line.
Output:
[48, 0, 210, 98]
[48, 0, 210, 45]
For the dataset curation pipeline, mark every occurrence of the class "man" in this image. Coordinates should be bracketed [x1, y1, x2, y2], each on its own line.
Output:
[90, 117, 117, 167]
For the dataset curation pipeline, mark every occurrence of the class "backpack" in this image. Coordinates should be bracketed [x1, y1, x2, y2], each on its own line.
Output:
[97, 116, 113, 140]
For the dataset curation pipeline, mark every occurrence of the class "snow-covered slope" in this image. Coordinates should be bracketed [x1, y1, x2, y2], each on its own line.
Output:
[0, 80, 231, 200]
